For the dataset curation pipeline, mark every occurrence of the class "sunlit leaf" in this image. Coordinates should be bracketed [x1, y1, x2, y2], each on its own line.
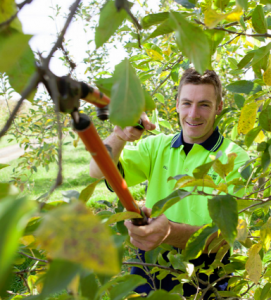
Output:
[146, 49, 164, 61]
[204, 8, 225, 29]
[0, 163, 9, 170]
[169, 11, 211, 74]
[225, 6, 243, 22]
[79, 180, 101, 203]
[0, 0, 22, 31]
[174, 175, 217, 189]
[236, 0, 248, 11]
[35, 202, 120, 275]
[238, 102, 259, 134]
[263, 58, 271, 85]
[214, 0, 230, 11]
[208, 194, 238, 246]
[183, 224, 218, 261]
[110, 58, 145, 128]
[252, 5, 267, 34]
[236, 219, 248, 242]
[151, 189, 192, 218]
[145, 18, 174, 40]
[246, 243, 262, 284]
[237, 52, 254, 69]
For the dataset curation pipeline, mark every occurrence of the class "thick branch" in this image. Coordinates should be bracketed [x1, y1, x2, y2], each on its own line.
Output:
[0, 72, 40, 138]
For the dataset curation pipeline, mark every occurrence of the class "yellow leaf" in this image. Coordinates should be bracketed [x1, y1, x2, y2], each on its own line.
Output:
[254, 130, 265, 143]
[20, 138, 29, 144]
[212, 153, 237, 179]
[163, 46, 171, 56]
[246, 243, 262, 284]
[146, 49, 164, 61]
[260, 217, 271, 251]
[236, 219, 248, 242]
[45, 119, 53, 125]
[238, 102, 259, 134]
[35, 121, 42, 126]
[64, 118, 69, 127]
[245, 40, 254, 48]
[19, 235, 36, 247]
[160, 71, 170, 78]
[174, 175, 217, 189]
[225, 6, 243, 22]
[204, 8, 225, 29]
[35, 202, 120, 275]
[68, 274, 80, 295]
[216, 182, 228, 193]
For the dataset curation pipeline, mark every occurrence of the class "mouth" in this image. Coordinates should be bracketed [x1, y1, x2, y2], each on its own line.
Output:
[185, 121, 203, 127]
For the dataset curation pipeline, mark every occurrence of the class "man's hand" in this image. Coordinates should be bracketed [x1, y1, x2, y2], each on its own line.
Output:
[114, 112, 156, 142]
[124, 207, 171, 251]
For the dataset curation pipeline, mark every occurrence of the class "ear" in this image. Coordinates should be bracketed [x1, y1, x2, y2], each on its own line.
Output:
[216, 100, 223, 115]
[176, 97, 180, 113]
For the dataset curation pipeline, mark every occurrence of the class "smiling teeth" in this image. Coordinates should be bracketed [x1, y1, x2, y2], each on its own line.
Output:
[187, 122, 202, 126]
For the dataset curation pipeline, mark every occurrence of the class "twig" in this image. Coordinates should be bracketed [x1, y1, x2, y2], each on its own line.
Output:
[123, 261, 182, 274]
[0, 0, 35, 28]
[14, 268, 46, 274]
[44, 0, 82, 66]
[18, 251, 49, 263]
[18, 273, 31, 293]
[194, 19, 271, 38]
[218, 32, 243, 47]
[0, 72, 40, 139]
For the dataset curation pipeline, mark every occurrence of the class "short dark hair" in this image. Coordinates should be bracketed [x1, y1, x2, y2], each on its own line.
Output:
[178, 68, 222, 105]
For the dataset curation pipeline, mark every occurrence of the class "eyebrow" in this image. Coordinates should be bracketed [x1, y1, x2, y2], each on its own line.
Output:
[180, 98, 213, 104]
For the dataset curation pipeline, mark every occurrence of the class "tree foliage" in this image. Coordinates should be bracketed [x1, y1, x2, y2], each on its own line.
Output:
[1, 0, 271, 299]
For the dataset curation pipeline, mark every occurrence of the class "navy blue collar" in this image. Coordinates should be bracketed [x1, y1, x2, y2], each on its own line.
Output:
[171, 127, 224, 152]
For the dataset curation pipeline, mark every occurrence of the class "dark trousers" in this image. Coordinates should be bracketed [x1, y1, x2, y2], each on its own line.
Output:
[131, 249, 230, 299]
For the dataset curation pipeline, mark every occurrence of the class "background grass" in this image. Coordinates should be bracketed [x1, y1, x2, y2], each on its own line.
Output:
[0, 139, 146, 206]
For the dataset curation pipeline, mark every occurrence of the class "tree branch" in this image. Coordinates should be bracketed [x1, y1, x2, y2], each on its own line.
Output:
[0, 72, 40, 138]
[123, 261, 182, 275]
[18, 251, 49, 263]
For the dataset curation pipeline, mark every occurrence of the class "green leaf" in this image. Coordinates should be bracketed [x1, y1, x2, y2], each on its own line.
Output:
[183, 224, 218, 261]
[167, 252, 186, 271]
[251, 43, 271, 66]
[245, 126, 262, 148]
[109, 58, 145, 128]
[252, 5, 267, 34]
[259, 106, 271, 131]
[141, 12, 169, 29]
[236, 0, 248, 10]
[262, 147, 271, 172]
[95, 1, 130, 49]
[237, 52, 254, 69]
[151, 189, 191, 218]
[0, 1, 22, 31]
[95, 76, 113, 97]
[154, 93, 164, 103]
[169, 12, 211, 74]
[226, 80, 262, 94]
[0, 163, 9, 170]
[80, 272, 99, 299]
[234, 94, 245, 109]
[106, 211, 142, 224]
[145, 18, 174, 40]
[206, 30, 225, 55]
[159, 118, 172, 130]
[0, 196, 35, 294]
[137, 289, 182, 300]
[215, 0, 230, 11]
[260, 282, 271, 300]
[79, 180, 101, 202]
[213, 107, 232, 129]
[208, 194, 238, 246]
[171, 63, 180, 83]
[110, 275, 147, 300]
[41, 260, 80, 298]
[144, 89, 156, 111]
[174, 0, 197, 9]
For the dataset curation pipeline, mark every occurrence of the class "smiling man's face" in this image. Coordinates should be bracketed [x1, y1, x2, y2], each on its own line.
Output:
[176, 84, 223, 144]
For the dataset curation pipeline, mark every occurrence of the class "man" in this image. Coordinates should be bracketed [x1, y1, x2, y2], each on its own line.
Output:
[89, 68, 249, 298]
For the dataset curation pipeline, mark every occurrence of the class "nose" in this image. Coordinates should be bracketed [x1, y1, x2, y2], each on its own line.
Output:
[188, 104, 200, 119]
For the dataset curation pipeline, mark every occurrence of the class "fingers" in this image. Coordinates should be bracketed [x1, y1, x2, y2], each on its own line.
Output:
[114, 125, 142, 142]
[142, 206, 152, 218]
[140, 112, 156, 131]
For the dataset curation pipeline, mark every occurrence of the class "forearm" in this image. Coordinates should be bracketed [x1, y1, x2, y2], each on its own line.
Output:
[89, 132, 126, 179]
